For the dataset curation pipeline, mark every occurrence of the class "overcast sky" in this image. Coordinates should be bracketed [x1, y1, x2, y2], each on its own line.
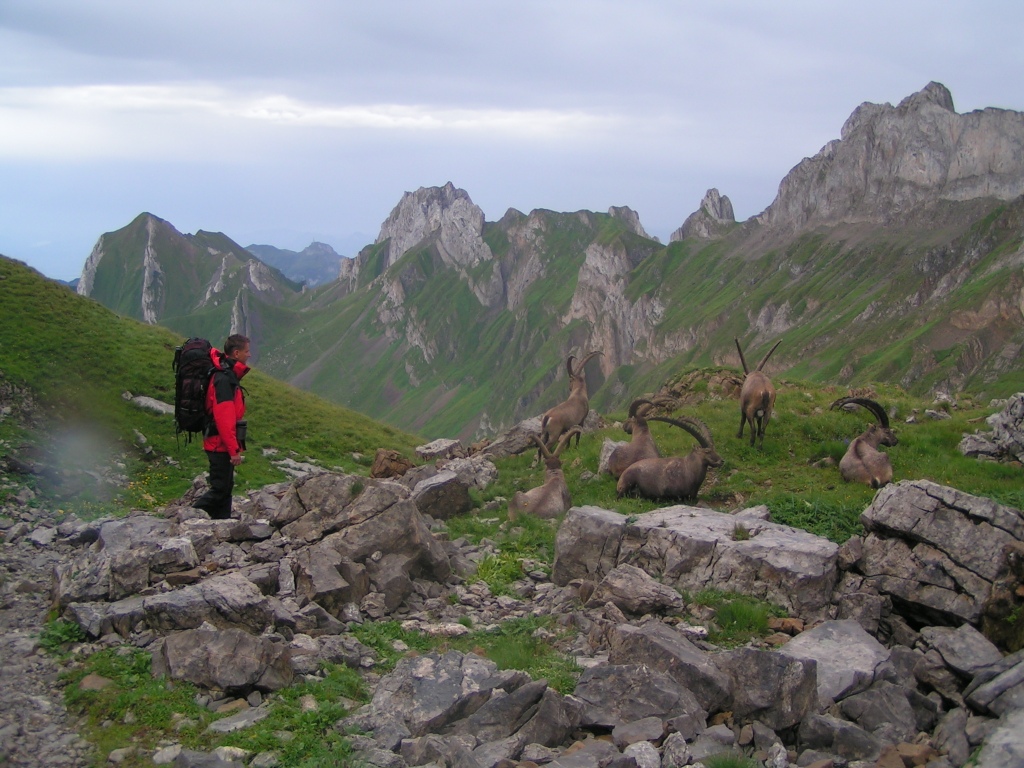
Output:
[2, 1, 1023, 281]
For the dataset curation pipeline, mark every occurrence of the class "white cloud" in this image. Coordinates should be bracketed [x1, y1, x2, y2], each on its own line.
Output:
[0, 83, 622, 160]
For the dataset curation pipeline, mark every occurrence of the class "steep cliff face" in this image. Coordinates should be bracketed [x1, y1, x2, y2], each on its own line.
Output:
[756, 82, 1024, 231]
[376, 182, 494, 273]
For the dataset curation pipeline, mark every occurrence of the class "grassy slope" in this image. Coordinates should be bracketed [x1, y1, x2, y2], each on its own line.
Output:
[0, 255, 422, 513]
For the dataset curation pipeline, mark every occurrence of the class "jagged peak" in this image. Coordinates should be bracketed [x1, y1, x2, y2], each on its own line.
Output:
[374, 182, 489, 272]
[670, 188, 736, 243]
[897, 81, 955, 113]
[607, 205, 654, 240]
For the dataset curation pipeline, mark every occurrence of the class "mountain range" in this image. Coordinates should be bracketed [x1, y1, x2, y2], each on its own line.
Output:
[75, 82, 1024, 440]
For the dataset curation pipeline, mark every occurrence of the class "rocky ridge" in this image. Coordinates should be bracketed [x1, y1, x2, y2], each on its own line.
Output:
[756, 82, 1024, 232]
[4, 423, 1024, 767]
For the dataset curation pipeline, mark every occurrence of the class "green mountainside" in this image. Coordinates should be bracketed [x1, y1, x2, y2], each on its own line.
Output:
[0, 255, 420, 511]
[73, 197, 1024, 443]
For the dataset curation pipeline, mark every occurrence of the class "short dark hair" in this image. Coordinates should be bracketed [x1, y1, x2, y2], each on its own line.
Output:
[225, 334, 250, 356]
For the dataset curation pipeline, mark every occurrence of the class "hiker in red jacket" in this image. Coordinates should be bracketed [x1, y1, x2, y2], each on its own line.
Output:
[192, 334, 251, 519]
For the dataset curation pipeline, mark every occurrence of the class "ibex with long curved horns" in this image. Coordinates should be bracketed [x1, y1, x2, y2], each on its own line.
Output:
[509, 427, 582, 520]
[831, 397, 898, 488]
[607, 397, 675, 479]
[735, 338, 782, 449]
[539, 351, 603, 455]
[616, 416, 723, 502]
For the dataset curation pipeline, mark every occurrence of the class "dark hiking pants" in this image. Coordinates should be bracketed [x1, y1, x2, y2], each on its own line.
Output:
[193, 450, 234, 519]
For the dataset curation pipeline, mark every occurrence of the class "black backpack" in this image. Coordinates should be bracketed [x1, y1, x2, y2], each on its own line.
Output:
[172, 338, 216, 443]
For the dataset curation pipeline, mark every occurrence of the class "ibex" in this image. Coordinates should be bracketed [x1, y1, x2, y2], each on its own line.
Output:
[509, 427, 582, 520]
[616, 417, 723, 502]
[539, 350, 603, 456]
[735, 338, 782, 449]
[607, 397, 674, 479]
[830, 397, 898, 488]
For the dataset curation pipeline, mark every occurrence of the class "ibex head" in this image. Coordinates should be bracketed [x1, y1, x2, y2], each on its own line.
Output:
[532, 426, 582, 469]
[623, 396, 674, 435]
[650, 415, 724, 468]
[568, 350, 602, 385]
[830, 397, 898, 447]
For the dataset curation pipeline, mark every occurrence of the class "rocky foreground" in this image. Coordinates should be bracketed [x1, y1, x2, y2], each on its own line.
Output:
[2, 442, 1024, 768]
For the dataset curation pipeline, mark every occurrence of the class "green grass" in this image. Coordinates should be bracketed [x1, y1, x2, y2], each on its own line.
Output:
[702, 753, 759, 768]
[688, 590, 786, 646]
[62, 648, 365, 767]
[38, 618, 87, 655]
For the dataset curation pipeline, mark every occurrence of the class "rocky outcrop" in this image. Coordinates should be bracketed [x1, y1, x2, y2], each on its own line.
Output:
[960, 393, 1024, 463]
[757, 81, 1024, 231]
[376, 182, 495, 284]
[553, 504, 840, 617]
[608, 205, 654, 240]
[670, 188, 736, 242]
[845, 480, 1024, 628]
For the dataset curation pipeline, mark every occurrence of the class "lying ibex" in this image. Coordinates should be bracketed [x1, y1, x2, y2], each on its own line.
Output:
[607, 397, 674, 479]
[830, 397, 898, 488]
[539, 350, 603, 455]
[616, 417, 723, 502]
[735, 338, 782, 449]
[509, 427, 582, 520]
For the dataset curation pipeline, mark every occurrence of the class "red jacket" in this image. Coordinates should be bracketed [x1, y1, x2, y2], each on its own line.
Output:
[202, 347, 249, 456]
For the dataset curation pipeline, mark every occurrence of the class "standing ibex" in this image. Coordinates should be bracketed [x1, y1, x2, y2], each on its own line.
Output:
[830, 397, 898, 488]
[509, 427, 582, 520]
[735, 338, 782, 449]
[539, 350, 603, 455]
[607, 397, 675, 478]
[616, 416, 723, 502]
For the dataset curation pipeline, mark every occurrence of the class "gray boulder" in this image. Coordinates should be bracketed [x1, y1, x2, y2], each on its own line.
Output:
[920, 624, 1004, 677]
[854, 480, 1024, 626]
[585, 564, 685, 616]
[714, 648, 818, 730]
[554, 505, 839, 617]
[573, 663, 705, 728]
[608, 621, 728, 713]
[965, 649, 1024, 716]
[974, 708, 1024, 768]
[152, 627, 293, 693]
[412, 471, 473, 520]
[777, 619, 890, 703]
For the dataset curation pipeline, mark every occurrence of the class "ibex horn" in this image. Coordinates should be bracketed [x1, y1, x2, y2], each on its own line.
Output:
[734, 338, 750, 375]
[756, 340, 783, 372]
[830, 397, 890, 429]
[649, 416, 715, 450]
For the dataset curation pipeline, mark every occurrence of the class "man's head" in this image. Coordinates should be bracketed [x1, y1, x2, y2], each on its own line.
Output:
[225, 334, 251, 364]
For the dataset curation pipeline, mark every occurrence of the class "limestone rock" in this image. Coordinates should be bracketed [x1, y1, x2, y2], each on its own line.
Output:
[854, 480, 1024, 626]
[553, 505, 839, 617]
[777, 619, 891, 703]
[152, 627, 293, 693]
[756, 82, 1024, 232]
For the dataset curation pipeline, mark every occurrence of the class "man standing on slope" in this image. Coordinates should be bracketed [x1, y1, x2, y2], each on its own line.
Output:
[192, 334, 251, 519]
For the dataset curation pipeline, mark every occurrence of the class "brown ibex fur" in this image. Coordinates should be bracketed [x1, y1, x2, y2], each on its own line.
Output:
[831, 397, 898, 488]
[509, 427, 582, 520]
[539, 350, 603, 457]
[616, 417, 723, 502]
[735, 338, 782, 449]
[607, 397, 675, 479]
